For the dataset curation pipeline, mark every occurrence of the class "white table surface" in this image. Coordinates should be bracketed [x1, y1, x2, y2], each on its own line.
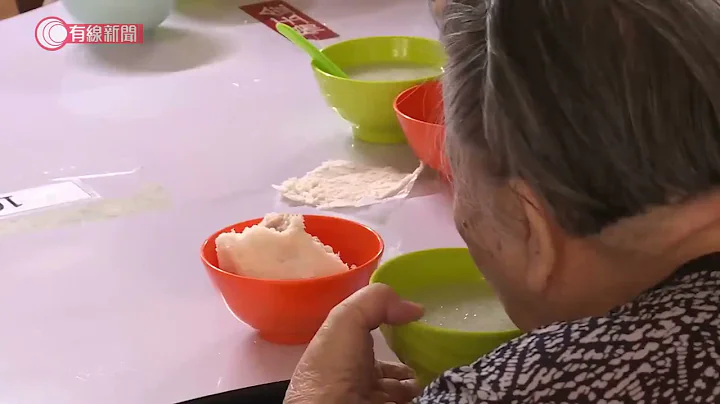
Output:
[0, 1, 464, 403]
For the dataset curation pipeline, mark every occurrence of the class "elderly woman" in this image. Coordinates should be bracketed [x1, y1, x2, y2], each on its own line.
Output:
[285, 0, 720, 402]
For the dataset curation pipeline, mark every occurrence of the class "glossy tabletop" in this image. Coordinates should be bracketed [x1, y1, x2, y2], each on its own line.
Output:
[0, 1, 464, 403]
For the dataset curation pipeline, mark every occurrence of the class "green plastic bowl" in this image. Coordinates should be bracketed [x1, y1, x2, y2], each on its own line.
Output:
[370, 248, 522, 386]
[311, 36, 446, 144]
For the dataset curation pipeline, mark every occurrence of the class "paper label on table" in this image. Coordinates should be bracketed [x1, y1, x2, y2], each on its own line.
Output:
[0, 184, 169, 237]
[0, 181, 94, 218]
[240, 0, 339, 41]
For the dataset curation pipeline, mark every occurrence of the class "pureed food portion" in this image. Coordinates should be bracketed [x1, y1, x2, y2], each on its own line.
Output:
[406, 283, 516, 332]
[345, 62, 443, 82]
[215, 213, 350, 280]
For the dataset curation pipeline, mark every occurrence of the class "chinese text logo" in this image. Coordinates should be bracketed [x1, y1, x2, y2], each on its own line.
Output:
[35, 16, 143, 51]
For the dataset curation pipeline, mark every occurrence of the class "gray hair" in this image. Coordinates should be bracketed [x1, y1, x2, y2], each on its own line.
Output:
[442, 0, 720, 235]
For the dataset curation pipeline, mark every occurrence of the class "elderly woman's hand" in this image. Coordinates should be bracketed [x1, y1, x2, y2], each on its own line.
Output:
[284, 284, 424, 404]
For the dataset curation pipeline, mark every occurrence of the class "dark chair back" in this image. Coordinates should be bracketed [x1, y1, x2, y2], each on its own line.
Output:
[16, 0, 43, 13]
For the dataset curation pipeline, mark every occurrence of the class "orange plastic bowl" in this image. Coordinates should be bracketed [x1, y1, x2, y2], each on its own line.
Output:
[200, 215, 384, 345]
[394, 80, 451, 180]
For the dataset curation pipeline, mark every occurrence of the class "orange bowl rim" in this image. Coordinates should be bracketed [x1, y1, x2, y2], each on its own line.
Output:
[393, 81, 445, 129]
[200, 214, 385, 285]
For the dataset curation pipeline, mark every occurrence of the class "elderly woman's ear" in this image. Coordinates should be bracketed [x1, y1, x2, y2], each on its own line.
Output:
[430, 0, 447, 25]
[509, 180, 558, 297]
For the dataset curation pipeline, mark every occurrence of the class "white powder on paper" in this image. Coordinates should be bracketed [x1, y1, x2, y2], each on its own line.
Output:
[215, 213, 350, 280]
[273, 160, 423, 209]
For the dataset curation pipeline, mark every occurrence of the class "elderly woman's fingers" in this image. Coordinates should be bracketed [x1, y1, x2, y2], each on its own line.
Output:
[326, 284, 424, 333]
[378, 378, 422, 403]
[369, 390, 392, 404]
[376, 360, 416, 381]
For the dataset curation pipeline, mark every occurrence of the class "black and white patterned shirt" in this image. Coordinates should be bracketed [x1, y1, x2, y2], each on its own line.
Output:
[416, 254, 720, 403]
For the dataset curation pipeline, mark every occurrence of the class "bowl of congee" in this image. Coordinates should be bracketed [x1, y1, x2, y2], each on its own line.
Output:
[370, 248, 522, 386]
[311, 36, 446, 144]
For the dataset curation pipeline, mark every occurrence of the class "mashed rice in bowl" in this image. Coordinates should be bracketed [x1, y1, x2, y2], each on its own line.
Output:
[215, 213, 352, 280]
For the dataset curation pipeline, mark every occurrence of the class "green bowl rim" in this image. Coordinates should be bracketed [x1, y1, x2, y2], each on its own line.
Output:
[311, 36, 446, 85]
[370, 247, 522, 338]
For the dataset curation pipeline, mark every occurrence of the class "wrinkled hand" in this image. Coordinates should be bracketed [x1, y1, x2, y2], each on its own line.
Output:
[284, 284, 424, 404]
